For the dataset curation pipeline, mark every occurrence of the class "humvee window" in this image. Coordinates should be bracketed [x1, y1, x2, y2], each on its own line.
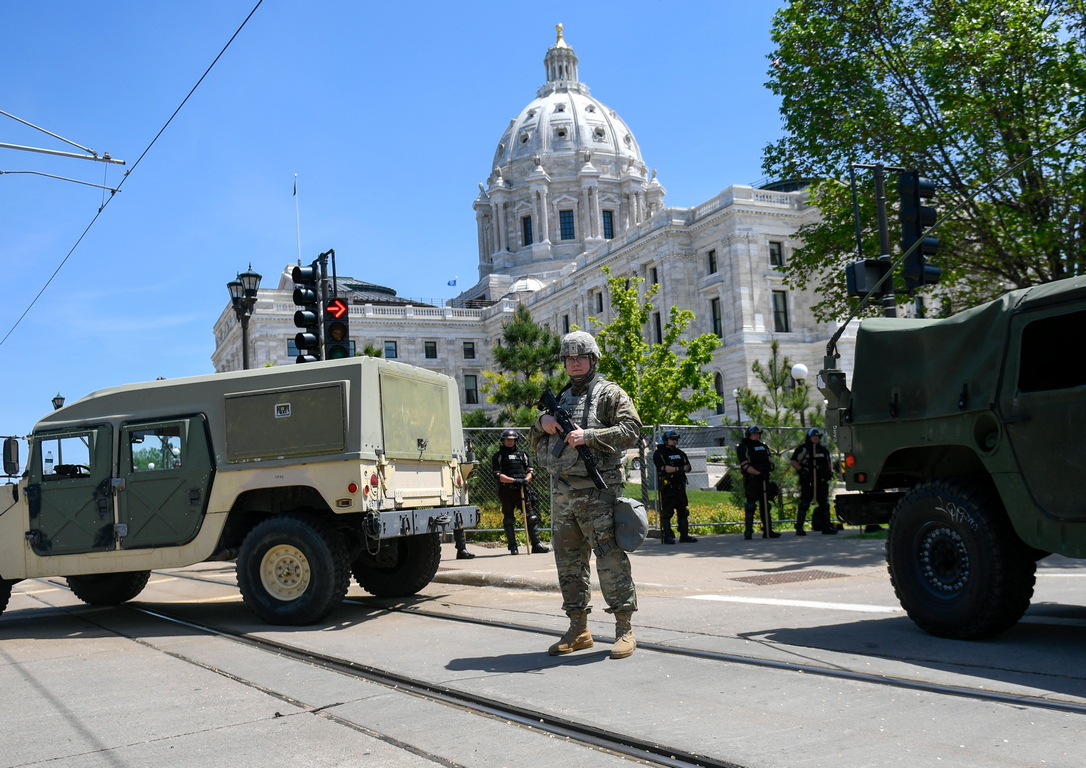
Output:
[38, 431, 94, 479]
[130, 425, 183, 472]
[1018, 309, 1086, 392]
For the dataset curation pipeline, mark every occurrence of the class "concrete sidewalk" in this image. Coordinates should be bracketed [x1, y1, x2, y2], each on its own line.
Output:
[435, 529, 890, 594]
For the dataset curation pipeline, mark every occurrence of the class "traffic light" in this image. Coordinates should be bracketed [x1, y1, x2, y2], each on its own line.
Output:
[898, 171, 942, 290]
[324, 298, 351, 360]
[845, 258, 892, 299]
[292, 263, 322, 363]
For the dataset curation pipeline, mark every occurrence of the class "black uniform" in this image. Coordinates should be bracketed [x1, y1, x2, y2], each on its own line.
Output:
[736, 437, 778, 538]
[791, 438, 833, 533]
[653, 443, 695, 543]
[492, 444, 547, 553]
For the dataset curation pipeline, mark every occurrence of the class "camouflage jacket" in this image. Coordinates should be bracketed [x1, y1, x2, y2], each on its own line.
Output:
[530, 373, 642, 478]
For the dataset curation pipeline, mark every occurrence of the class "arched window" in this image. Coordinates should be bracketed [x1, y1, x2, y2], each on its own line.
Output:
[714, 373, 726, 415]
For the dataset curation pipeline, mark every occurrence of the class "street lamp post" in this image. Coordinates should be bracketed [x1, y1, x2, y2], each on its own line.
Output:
[791, 363, 809, 428]
[227, 265, 262, 370]
[731, 388, 741, 422]
[51, 393, 65, 410]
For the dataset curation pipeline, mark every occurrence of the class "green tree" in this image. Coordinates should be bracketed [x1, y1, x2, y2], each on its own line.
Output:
[764, 0, 1086, 320]
[461, 409, 494, 428]
[590, 266, 721, 426]
[480, 304, 566, 426]
[734, 339, 823, 457]
[357, 343, 383, 358]
[733, 339, 827, 516]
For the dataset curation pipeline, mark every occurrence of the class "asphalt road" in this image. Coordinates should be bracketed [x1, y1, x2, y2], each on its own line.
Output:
[3, 532, 1085, 768]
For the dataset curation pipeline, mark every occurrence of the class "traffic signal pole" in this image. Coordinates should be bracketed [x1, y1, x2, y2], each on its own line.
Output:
[872, 165, 897, 318]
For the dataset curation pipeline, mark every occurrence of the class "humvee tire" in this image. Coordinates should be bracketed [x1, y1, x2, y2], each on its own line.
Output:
[887, 477, 1036, 639]
[0, 579, 14, 616]
[237, 513, 350, 625]
[67, 571, 151, 606]
[352, 532, 441, 598]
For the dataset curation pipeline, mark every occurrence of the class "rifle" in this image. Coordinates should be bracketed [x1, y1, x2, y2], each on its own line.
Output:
[538, 388, 608, 491]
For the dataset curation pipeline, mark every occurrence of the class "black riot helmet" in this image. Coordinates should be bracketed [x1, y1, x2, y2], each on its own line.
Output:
[663, 429, 680, 441]
[500, 429, 518, 442]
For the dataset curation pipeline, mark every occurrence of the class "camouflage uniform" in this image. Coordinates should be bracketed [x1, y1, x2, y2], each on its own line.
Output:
[531, 372, 642, 616]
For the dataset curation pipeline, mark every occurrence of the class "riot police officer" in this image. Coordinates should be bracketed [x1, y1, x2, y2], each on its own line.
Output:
[736, 425, 780, 539]
[492, 429, 549, 554]
[653, 429, 697, 544]
[790, 427, 835, 535]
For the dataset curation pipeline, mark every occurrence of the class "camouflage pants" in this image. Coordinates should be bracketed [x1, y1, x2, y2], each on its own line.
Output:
[552, 477, 637, 616]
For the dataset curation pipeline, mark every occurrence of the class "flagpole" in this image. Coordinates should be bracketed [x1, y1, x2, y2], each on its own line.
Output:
[293, 173, 302, 266]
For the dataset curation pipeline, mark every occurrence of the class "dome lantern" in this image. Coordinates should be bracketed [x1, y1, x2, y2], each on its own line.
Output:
[543, 23, 580, 91]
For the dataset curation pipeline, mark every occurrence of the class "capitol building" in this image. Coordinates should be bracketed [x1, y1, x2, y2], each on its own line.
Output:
[212, 27, 855, 423]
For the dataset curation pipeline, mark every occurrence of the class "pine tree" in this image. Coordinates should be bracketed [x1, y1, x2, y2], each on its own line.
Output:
[480, 304, 566, 426]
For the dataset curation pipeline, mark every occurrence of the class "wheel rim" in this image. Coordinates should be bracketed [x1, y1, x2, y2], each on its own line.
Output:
[918, 524, 969, 596]
[259, 544, 311, 601]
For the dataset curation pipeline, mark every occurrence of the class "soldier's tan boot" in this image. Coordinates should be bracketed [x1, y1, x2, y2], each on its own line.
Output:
[548, 611, 593, 656]
[610, 611, 636, 659]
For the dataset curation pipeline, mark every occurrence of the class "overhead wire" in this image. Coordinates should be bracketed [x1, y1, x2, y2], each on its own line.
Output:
[0, 0, 264, 348]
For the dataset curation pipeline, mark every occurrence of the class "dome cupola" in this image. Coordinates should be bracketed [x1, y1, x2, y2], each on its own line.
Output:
[472, 26, 665, 283]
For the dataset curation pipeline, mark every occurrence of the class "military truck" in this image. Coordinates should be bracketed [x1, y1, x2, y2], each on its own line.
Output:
[819, 275, 1086, 639]
[0, 357, 478, 625]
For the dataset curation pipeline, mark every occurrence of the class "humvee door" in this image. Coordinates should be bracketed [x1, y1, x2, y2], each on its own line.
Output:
[28, 425, 114, 555]
[118, 417, 213, 549]
[1000, 307, 1086, 519]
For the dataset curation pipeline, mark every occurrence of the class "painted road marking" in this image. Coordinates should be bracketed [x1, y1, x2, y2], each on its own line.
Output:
[686, 594, 902, 613]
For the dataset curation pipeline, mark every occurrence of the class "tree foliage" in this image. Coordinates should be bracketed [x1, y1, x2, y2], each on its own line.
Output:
[734, 339, 824, 459]
[731, 339, 829, 517]
[590, 266, 721, 427]
[764, 0, 1086, 319]
[480, 304, 566, 426]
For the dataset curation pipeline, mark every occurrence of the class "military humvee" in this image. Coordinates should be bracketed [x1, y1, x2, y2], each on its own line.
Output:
[819, 275, 1086, 639]
[0, 357, 478, 625]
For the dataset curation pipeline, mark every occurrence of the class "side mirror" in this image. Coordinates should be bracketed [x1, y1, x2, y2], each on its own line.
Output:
[3, 437, 20, 476]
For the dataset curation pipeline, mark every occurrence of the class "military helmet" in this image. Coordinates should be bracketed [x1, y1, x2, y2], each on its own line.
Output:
[746, 425, 763, 436]
[560, 330, 600, 360]
[500, 429, 518, 441]
[807, 427, 823, 438]
[663, 429, 680, 440]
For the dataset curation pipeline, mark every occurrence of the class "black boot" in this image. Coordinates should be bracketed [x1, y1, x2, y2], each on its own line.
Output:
[661, 514, 675, 545]
[504, 521, 519, 554]
[744, 508, 754, 540]
[678, 518, 697, 543]
[526, 514, 549, 553]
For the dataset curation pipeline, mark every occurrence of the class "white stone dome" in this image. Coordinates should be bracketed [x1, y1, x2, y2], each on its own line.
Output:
[491, 25, 644, 173]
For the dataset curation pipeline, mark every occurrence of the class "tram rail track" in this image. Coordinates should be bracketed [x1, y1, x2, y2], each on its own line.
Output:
[18, 576, 743, 768]
[14, 570, 1086, 734]
[133, 568, 1086, 718]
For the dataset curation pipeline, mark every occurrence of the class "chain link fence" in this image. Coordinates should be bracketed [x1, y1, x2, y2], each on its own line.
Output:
[463, 424, 843, 541]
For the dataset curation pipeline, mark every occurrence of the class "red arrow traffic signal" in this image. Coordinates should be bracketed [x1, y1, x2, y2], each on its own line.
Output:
[325, 298, 348, 319]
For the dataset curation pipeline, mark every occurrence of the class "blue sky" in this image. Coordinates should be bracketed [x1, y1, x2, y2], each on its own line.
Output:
[1, 1, 785, 438]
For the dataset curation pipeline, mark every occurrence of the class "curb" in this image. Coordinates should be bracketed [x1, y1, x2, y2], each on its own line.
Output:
[433, 570, 560, 592]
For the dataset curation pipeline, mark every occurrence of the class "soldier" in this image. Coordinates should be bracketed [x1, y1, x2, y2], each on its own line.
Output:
[530, 331, 642, 659]
[492, 429, 550, 554]
[736, 425, 780, 539]
[790, 427, 836, 535]
[653, 429, 697, 544]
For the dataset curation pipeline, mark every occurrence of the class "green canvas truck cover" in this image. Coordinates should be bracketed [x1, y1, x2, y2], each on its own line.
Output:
[850, 276, 1086, 424]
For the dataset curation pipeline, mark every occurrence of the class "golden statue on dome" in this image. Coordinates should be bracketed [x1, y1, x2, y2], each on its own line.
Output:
[555, 23, 569, 48]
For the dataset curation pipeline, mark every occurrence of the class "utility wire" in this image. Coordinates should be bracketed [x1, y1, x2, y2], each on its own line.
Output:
[0, 0, 264, 348]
